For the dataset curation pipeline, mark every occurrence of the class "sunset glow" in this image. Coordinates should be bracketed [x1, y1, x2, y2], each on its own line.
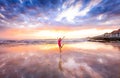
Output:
[0, 27, 116, 39]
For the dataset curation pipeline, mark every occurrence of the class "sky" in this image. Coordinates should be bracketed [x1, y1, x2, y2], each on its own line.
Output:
[0, 0, 120, 39]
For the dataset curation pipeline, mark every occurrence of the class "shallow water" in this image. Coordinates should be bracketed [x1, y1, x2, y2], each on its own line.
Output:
[0, 41, 120, 78]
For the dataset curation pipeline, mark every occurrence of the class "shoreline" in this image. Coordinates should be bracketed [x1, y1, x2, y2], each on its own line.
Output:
[88, 37, 120, 42]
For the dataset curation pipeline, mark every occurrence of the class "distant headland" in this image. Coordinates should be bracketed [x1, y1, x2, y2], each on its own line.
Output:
[89, 28, 120, 42]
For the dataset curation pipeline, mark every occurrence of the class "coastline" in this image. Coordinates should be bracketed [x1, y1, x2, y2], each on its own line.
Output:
[88, 37, 120, 42]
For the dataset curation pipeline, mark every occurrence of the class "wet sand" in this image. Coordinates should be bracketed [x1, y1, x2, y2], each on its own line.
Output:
[0, 41, 120, 78]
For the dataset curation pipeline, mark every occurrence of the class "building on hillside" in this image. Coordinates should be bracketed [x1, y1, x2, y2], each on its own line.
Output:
[111, 29, 120, 38]
[103, 29, 120, 38]
[104, 33, 111, 38]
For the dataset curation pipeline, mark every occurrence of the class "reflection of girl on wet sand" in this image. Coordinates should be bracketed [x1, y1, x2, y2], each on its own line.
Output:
[59, 53, 63, 71]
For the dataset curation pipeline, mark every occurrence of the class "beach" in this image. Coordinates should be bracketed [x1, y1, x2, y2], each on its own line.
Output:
[0, 40, 120, 78]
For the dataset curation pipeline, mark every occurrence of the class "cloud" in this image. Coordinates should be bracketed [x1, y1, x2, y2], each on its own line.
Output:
[0, 0, 120, 28]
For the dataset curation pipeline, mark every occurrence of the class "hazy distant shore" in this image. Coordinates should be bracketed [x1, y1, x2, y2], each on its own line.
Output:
[88, 37, 120, 42]
[0, 38, 87, 45]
